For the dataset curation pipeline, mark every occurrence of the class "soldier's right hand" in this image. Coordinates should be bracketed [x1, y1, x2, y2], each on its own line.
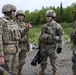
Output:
[26, 22, 32, 29]
[0, 57, 5, 65]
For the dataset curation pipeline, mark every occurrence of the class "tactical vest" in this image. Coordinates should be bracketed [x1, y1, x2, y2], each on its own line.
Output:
[39, 23, 57, 44]
[1, 18, 21, 54]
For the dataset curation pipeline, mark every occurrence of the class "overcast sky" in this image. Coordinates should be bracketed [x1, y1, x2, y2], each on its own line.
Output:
[0, 0, 76, 16]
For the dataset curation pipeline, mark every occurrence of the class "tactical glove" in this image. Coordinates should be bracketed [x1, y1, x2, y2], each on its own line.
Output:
[56, 47, 62, 54]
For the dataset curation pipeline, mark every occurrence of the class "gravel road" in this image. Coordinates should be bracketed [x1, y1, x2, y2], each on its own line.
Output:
[21, 44, 73, 75]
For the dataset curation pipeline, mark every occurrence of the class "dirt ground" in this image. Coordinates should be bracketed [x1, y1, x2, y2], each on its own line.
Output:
[22, 44, 73, 75]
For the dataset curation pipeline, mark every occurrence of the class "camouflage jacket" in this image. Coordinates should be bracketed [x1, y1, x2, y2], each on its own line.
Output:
[70, 29, 76, 43]
[16, 21, 29, 50]
[39, 20, 63, 48]
[70, 28, 76, 51]
[0, 17, 21, 56]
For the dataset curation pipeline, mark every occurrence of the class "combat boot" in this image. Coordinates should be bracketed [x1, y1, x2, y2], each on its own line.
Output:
[53, 71, 57, 75]
[37, 69, 45, 75]
[18, 69, 22, 75]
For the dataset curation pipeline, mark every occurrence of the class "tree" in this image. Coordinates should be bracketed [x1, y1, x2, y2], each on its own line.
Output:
[60, 2, 63, 22]
[24, 2, 76, 25]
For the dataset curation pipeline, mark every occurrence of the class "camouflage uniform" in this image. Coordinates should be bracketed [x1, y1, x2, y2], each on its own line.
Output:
[0, 4, 20, 75]
[15, 10, 29, 75]
[70, 21, 76, 75]
[18, 22, 29, 70]
[38, 10, 63, 75]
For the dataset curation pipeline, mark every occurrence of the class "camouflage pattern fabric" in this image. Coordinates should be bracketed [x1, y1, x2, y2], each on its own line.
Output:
[2, 4, 16, 13]
[72, 63, 76, 75]
[0, 17, 21, 75]
[70, 29, 76, 44]
[70, 22, 76, 75]
[18, 21, 29, 70]
[16, 10, 25, 17]
[39, 20, 63, 71]
[13, 21, 29, 72]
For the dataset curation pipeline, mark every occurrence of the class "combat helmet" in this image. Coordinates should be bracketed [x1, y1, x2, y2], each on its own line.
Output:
[11, 4, 16, 11]
[2, 4, 16, 13]
[45, 10, 56, 18]
[16, 10, 25, 17]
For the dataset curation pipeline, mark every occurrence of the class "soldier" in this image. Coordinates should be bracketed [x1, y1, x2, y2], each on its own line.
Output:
[38, 10, 63, 75]
[70, 18, 76, 75]
[15, 10, 32, 75]
[0, 4, 21, 75]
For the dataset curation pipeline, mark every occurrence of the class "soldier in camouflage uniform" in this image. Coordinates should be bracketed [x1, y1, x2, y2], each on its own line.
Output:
[15, 10, 31, 75]
[70, 19, 76, 75]
[38, 10, 63, 75]
[0, 4, 21, 75]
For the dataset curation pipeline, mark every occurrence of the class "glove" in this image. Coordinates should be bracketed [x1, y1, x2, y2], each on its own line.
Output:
[56, 47, 62, 54]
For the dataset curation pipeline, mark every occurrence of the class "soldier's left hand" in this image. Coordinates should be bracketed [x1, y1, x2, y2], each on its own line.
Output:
[26, 22, 32, 29]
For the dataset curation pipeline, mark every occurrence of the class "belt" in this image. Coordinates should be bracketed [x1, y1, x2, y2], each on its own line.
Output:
[3, 41, 17, 45]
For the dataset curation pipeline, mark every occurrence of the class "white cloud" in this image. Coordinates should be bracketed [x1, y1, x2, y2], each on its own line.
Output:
[0, 0, 76, 16]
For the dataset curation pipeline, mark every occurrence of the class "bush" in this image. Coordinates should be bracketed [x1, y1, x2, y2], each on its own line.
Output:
[61, 22, 74, 28]
[64, 27, 74, 34]
[29, 25, 42, 45]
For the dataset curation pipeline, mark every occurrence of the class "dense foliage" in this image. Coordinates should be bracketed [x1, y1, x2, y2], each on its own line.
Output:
[24, 2, 76, 25]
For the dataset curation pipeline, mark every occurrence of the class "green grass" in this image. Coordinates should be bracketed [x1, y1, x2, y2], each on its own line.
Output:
[29, 25, 42, 45]
[29, 23, 74, 45]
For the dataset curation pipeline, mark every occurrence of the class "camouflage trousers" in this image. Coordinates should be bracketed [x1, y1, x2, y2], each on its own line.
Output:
[13, 48, 27, 72]
[2, 54, 18, 75]
[72, 62, 76, 75]
[18, 49, 26, 70]
[18, 43, 28, 70]
[40, 43, 57, 71]
[12, 53, 19, 75]
[72, 53, 76, 75]
[71, 50, 76, 75]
